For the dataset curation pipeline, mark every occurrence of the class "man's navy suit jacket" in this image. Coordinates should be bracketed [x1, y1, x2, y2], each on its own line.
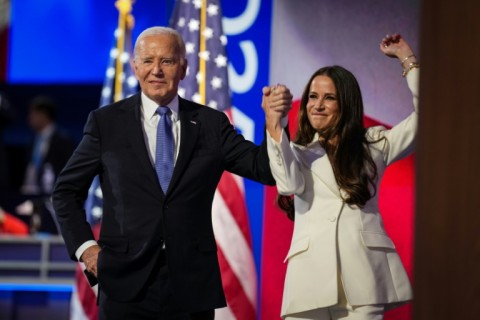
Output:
[52, 93, 275, 312]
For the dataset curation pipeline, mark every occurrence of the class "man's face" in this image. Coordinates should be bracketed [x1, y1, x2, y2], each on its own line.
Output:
[134, 34, 187, 105]
[28, 109, 50, 133]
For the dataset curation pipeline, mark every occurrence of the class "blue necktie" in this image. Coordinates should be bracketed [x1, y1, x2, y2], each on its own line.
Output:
[155, 106, 174, 193]
[32, 135, 44, 168]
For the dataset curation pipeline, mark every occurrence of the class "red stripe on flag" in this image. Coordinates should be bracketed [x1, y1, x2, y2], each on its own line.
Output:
[75, 265, 98, 320]
[217, 247, 256, 320]
[217, 172, 252, 246]
[216, 169, 258, 318]
[74, 223, 101, 320]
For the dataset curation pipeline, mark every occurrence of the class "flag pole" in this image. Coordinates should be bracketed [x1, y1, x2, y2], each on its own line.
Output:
[114, 0, 134, 102]
[199, 0, 207, 104]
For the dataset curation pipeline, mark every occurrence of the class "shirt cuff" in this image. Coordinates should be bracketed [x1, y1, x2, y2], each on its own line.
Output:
[75, 240, 98, 262]
[266, 127, 286, 145]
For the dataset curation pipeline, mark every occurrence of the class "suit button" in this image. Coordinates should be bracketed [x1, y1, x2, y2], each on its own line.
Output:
[164, 205, 169, 210]
[328, 216, 336, 222]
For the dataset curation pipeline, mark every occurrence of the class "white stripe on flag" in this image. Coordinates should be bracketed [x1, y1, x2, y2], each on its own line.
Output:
[70, 288, 89, 320]
[215, 305, 236, 320]
[212, 188, 257, 306]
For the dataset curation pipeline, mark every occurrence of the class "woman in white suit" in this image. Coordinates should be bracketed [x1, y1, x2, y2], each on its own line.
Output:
[262, 34, 418, 319]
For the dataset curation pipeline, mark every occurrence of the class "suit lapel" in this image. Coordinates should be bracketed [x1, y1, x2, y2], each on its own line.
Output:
[311, 154, 342, 199]
[167, 98, 200, 193]
[295, 136, 342, 199]
[123, 94, 162, 190]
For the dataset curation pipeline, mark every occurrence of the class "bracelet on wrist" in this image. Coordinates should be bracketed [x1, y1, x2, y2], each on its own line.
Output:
[400, 54, 416, 67]
[402, 62, 420, 77]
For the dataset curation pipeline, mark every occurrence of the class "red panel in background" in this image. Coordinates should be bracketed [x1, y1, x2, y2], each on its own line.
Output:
[260, 101, 414, 319]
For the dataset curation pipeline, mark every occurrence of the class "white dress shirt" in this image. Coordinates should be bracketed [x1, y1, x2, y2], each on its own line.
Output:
[140, 92, 181, 165]
[75, 94, 181, 261]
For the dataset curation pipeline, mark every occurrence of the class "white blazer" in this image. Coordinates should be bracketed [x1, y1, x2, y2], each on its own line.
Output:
[267, 68, 419, 318]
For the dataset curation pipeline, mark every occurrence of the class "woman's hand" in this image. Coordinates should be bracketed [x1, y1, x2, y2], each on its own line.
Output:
[262, 84, 292, 142]
[380, 33, 416, 64]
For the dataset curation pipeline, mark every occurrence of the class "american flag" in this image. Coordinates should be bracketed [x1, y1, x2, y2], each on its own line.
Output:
[171, 1, 257, 319]
[70, 1, 137, 319]
[85, 14, 138, 227]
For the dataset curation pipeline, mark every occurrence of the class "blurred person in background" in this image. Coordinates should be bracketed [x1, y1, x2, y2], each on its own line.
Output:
[16, 95, 76, 234]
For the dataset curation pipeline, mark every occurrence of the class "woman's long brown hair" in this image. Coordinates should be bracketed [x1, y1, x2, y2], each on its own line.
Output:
[278, 66, 379, 221]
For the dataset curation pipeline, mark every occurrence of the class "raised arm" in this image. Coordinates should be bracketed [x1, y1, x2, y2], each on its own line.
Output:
[380, 33, 418, 77]
[372, 33, 420, 164]
[262, 84, 292, 142]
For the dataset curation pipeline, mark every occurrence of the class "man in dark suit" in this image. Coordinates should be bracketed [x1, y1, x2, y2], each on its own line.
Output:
[19, 95, 76, 234]
[52, 26, 292, 319]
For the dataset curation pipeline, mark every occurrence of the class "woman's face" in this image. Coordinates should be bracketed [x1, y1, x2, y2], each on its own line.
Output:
[306, 75, 339, 132]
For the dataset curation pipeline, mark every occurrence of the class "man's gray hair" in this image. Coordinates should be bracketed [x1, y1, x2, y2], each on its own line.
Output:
[133, 26, 186, 61]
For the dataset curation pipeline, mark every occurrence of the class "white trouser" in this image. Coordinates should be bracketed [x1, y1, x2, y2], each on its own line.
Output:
[285, 272, 384, 320]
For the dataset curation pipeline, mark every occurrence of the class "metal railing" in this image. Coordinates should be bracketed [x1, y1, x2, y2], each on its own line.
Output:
[0, 235, 76, 284]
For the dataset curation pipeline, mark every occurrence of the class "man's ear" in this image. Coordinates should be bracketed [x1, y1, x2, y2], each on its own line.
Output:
[131, 59, 139, 80]
[181, 59, 188, 80]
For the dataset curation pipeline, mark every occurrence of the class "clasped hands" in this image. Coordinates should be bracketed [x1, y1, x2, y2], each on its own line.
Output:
[78, 86, 292, 279]
[262, 84, 293, 141]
